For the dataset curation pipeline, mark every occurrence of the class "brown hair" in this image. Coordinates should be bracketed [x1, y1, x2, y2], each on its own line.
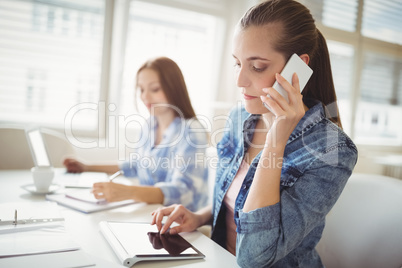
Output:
[135, 57, 196, 119]
[240, 0, 342, 128]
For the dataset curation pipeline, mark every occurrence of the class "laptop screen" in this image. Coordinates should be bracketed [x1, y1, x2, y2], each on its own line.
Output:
[26, 129, 52, 167]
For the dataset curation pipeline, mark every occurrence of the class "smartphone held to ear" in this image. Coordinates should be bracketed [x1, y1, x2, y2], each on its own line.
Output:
[267, 53, 313, 104]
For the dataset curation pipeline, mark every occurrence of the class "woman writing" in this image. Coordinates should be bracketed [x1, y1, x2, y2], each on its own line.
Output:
[64, 57, 209, 212]
[151, 1, 358, 267]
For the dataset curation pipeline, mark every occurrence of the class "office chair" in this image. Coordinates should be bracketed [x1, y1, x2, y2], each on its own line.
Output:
[316, 173, 402, 268]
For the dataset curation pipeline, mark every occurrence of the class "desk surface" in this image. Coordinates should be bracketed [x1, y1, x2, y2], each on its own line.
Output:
[0, 169, 238, 268]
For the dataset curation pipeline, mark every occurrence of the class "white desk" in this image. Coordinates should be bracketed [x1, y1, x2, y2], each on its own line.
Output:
[0, 169, 238, 268]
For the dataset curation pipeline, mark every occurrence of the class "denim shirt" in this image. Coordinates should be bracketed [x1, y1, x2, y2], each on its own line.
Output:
[120, 116, 209, 212]
[211, 99, 358, 267]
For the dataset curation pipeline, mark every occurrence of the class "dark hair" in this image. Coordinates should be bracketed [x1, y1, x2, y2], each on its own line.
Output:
[240, 0, 342, 127]
[136, 57, 196, 119]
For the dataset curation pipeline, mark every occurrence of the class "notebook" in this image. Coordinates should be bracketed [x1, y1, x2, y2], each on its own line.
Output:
[25, 128, 108, 188]
[65, 189, 106, 204]
[46, 193, 136, 214]
[99, 221, 205, 266]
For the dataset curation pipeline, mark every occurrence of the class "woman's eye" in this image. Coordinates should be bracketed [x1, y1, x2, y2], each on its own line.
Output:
[151, 88, 160, 93]
[233, 62, 241, 68]
[252, 66, 265, 72]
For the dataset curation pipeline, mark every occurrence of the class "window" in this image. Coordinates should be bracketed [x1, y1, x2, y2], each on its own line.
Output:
[0, 0, 105, 132]
[355, 53, 402, 144]
[117, 1, 222, 122]
[326, 40, 354, 134]
[0, 0, 226, 140]
[303, 0, 402, 145]
[322, 0, 358, 32]
[3, 0, 400, 147]
[361, 0, 402, 45]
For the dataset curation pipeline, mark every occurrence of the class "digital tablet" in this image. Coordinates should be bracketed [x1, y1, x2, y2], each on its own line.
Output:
[99, 221, 205, 266]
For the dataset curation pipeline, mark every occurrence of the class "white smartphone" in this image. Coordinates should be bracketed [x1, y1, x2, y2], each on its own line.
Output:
[267, 53, 313, 104]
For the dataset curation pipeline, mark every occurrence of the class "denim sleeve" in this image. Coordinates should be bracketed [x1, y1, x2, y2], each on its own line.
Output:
[235, 146, 357, 267]
[119, 161, 137, 178]
[155, 128, 209, 212]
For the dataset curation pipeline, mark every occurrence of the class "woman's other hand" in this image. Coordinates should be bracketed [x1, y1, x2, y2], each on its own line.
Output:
[63, 158, 87, 173]
[151, 205, 201, 235]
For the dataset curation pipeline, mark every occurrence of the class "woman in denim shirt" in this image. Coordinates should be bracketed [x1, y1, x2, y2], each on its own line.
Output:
[152, 0, 358, 267]
[63, 57, 209, 212]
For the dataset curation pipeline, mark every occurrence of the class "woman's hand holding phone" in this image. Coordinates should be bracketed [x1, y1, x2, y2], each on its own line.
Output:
[260, 72, 305, 147]
[260, 54, 312, 147]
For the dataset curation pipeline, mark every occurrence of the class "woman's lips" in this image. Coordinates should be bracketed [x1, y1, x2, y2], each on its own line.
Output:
[243, 94, 258, 100]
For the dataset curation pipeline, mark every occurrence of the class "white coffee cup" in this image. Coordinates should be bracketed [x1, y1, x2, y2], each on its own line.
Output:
[31, 167, 55, 192]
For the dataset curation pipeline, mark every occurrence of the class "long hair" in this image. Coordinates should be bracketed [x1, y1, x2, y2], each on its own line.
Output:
[239, 0, 342, 128]
[135, 57, 196, 119]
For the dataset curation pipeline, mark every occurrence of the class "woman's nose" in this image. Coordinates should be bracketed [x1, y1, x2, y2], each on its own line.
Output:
[141, 91, 150, 101]
[236, 67, 251, 88]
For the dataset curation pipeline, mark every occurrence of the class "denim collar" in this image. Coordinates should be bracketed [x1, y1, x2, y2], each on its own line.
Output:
[242, 98, 325, 150]
[287, 98, 325, 143]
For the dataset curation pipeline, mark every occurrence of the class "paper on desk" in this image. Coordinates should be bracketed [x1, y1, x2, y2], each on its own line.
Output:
[0, 202, 95, 267]
[0, 202, 79, 257]
[0, 249, 95, 268]
[54, 170, 108, 188]
[0, 201, 63, 233]
[65, 189, 106, 204]
[46, 194, 137, 214]
[0, 225, 79, 257]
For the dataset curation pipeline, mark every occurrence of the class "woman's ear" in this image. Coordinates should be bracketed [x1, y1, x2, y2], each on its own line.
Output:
[299, 54, 310, 65]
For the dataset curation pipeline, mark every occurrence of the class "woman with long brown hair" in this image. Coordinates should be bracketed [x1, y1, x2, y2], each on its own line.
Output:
[151, 1, 357, 266]
[64, 57, 209, 212]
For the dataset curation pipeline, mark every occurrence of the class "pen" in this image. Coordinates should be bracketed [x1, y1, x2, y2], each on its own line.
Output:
[109, 170, 123, 182]
[14, 209, 17, 226]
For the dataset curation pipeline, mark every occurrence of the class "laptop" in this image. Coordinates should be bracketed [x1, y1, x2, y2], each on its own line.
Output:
[25, 128, 108, 188]
[99, 221, 205, 266]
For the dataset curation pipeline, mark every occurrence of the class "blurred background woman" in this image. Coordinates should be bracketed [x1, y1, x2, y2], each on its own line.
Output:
[64, 57, 209, 212]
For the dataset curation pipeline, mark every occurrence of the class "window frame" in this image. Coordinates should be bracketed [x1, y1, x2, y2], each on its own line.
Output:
[0, 0, 112, 138]
[313, 0, 402, 146]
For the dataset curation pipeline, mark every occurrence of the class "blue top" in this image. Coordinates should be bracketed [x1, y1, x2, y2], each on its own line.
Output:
[120, 116, 209, 212]
[211, 99, 358, 267]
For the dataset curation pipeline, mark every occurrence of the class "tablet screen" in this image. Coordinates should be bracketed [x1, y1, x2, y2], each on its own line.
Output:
[106, 222, 203, 258]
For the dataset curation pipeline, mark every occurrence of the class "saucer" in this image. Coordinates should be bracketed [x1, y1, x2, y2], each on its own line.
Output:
[21, 184, 61, 195]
